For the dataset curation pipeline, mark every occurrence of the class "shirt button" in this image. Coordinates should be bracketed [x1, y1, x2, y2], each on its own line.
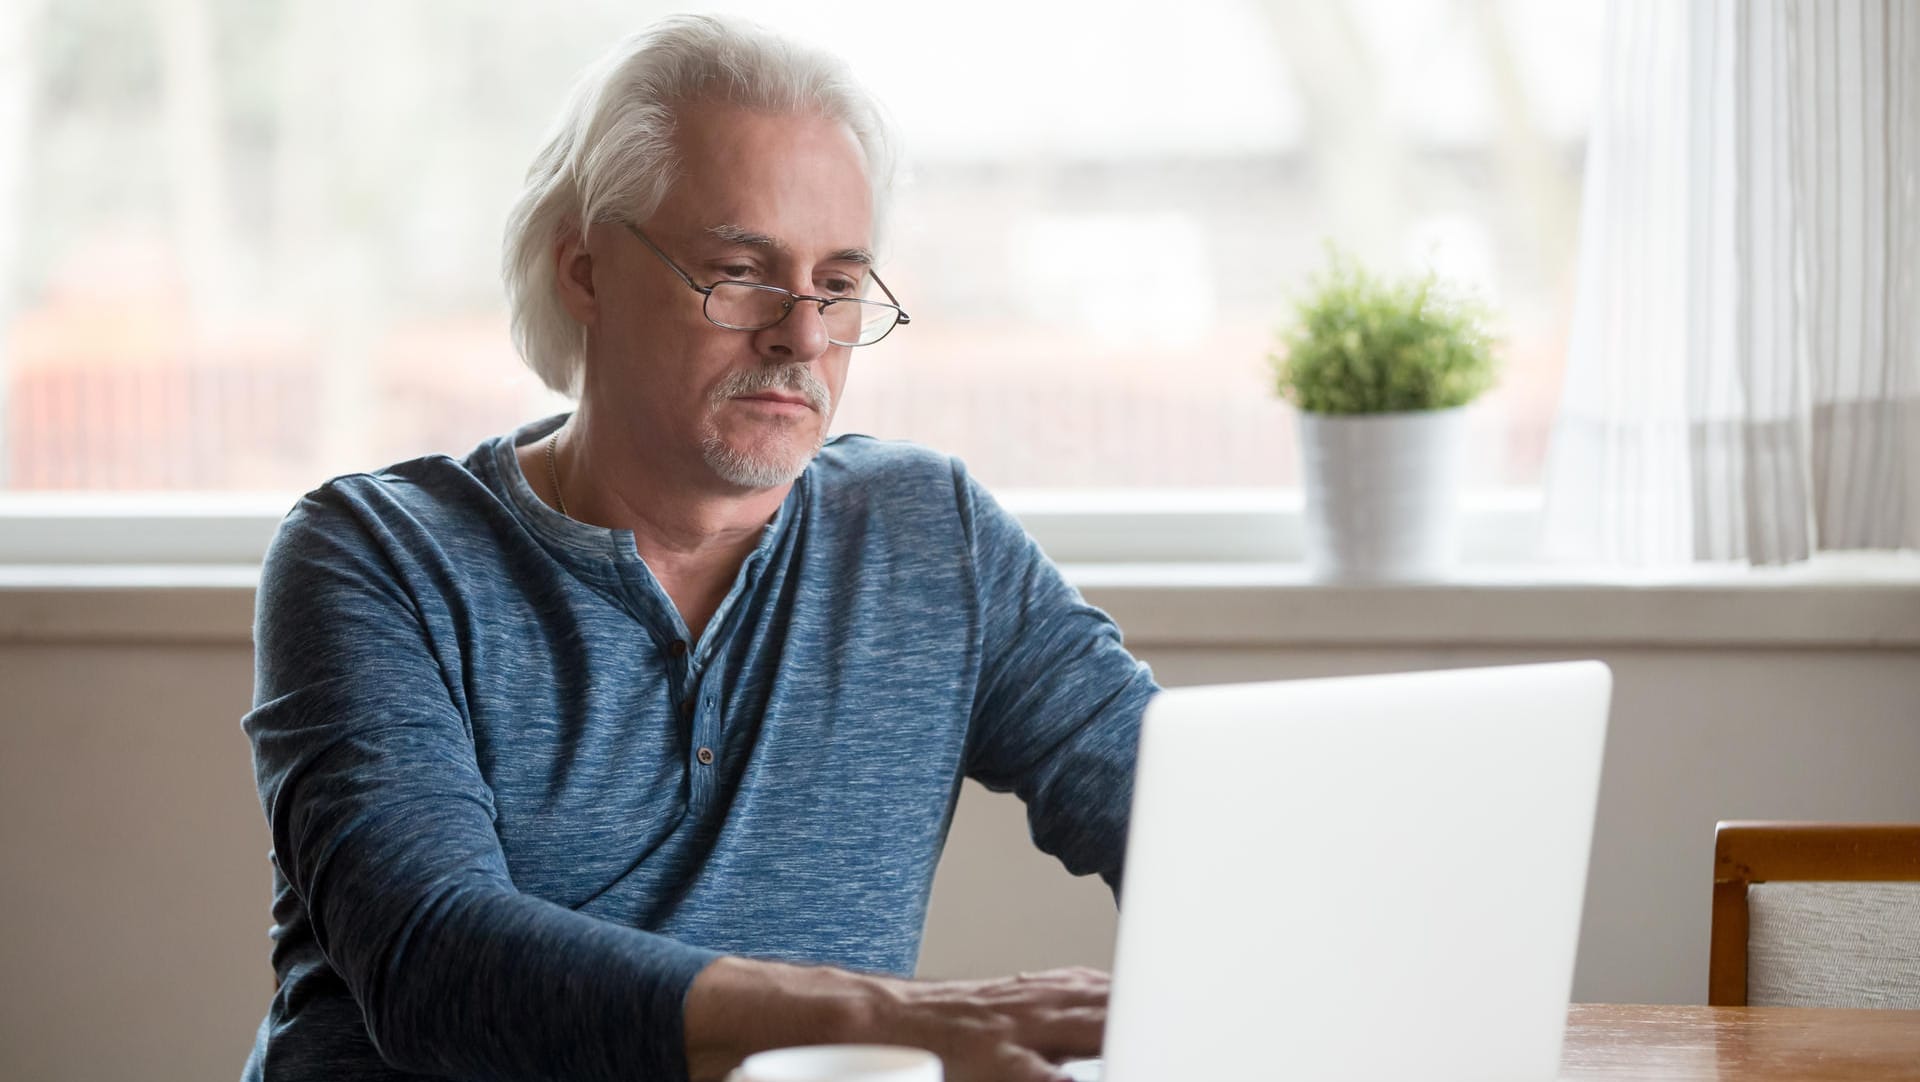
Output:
[696, 747, 715, 766]
[668, 639, 687, 658]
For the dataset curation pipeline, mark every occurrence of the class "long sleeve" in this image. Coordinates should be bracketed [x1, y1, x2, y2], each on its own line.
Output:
[952, 462, 1159, 895]
[243, 489, 718, 1082]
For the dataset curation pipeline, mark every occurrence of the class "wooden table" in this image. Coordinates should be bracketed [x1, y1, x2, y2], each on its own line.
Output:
[1564, 1004, 1920, 1079]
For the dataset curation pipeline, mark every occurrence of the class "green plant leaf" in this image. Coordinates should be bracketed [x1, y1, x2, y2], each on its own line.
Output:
[1269, 250, 1500, 414]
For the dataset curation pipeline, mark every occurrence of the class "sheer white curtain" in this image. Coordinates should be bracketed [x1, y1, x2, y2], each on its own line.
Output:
[1544, 0, 1918, 565]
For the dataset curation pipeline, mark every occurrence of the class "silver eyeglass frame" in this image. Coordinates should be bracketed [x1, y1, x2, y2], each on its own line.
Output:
[622, 222, 911, 347]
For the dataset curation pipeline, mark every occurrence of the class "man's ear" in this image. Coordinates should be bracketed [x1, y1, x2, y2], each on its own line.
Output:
[553, 227, 596, 327]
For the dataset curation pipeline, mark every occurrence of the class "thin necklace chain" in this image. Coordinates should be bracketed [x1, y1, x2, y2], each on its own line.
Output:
[544, 430, 569, 517]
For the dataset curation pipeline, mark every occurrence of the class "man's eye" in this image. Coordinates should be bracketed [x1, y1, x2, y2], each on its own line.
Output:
[821, 277, 859, 296]
[717, 265, 755, 280]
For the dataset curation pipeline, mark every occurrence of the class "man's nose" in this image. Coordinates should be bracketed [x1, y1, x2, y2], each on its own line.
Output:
[754, 298, 832, 362]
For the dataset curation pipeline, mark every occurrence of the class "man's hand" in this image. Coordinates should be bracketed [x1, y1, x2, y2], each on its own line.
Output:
[683, 957, 1107, 1082]
[868, 967, 1108, 1082]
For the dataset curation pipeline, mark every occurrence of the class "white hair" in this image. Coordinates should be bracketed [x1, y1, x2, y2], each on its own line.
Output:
[501, 15, 899, 397]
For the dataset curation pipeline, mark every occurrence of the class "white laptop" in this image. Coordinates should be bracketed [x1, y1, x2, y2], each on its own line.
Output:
[1065, 661, 1612, 1082]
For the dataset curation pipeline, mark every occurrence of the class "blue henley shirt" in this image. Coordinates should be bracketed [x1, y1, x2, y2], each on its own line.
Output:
[240, 414, 1157, 1081]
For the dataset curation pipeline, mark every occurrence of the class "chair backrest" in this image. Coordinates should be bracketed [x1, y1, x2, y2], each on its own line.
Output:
[1710, 821, 1920, 1007]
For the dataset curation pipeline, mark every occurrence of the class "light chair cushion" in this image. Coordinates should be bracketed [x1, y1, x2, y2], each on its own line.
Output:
[1748, 882, 1920, 1009]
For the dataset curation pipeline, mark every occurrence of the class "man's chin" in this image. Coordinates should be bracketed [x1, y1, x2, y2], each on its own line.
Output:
[700, 437, 821, 490]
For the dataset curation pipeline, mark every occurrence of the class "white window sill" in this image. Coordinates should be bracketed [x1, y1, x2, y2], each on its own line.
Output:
[2, 491, 1915, 647]
[3, 556, 1917, 648]
[1067, 557, 1920, 648]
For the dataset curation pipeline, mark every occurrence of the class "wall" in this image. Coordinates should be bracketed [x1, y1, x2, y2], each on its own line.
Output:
[3, 584, 1919, 1082]
[2, 641, 261, 1082]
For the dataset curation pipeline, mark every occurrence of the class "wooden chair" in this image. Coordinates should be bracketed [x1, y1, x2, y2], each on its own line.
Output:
[1710, 820, 1920, 1007]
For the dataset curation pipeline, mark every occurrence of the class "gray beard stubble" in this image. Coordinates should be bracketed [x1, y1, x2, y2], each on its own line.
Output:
[699, 363, 833, 488]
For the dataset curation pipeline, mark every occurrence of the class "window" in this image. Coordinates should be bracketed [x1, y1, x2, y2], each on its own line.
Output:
[1, 0, 1602, 498]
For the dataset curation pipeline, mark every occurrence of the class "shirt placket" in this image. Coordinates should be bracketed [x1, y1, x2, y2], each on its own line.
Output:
[617, 492, 794, 813]
[678, 645, 724, 811]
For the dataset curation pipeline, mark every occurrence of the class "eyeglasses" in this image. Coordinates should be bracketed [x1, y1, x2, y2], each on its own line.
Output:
[624, 223, 911, 347]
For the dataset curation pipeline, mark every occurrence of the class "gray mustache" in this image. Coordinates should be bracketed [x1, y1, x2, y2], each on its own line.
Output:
[713, 364, 831, 413]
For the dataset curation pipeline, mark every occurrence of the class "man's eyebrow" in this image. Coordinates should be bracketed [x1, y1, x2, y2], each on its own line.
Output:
[705, 224, 874, 266]
[706, 224, 785, 251]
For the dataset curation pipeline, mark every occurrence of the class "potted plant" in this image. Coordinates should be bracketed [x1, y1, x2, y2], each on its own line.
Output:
[1271, 254, 1499, 581]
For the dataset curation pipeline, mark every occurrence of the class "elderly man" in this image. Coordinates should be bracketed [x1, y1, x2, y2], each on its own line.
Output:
[243, 15, 1154, 1082]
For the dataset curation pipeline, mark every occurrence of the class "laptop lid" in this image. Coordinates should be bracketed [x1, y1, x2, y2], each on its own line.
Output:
[1100, 661, 1611, 1082]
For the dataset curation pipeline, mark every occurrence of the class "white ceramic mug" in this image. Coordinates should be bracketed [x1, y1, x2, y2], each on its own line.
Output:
[730, 1044, 942, 1082]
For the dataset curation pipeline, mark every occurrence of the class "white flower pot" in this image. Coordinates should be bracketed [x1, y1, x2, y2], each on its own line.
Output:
[1297, 406, 1467, 582]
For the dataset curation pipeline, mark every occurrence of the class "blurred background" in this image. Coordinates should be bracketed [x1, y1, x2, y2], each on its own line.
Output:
[0, 0, 1602, 495]
[8, 12, 1920, 1082]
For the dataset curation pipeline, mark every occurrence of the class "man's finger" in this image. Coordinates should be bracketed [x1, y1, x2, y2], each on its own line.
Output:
[1013, 1004, 1107, 1060]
